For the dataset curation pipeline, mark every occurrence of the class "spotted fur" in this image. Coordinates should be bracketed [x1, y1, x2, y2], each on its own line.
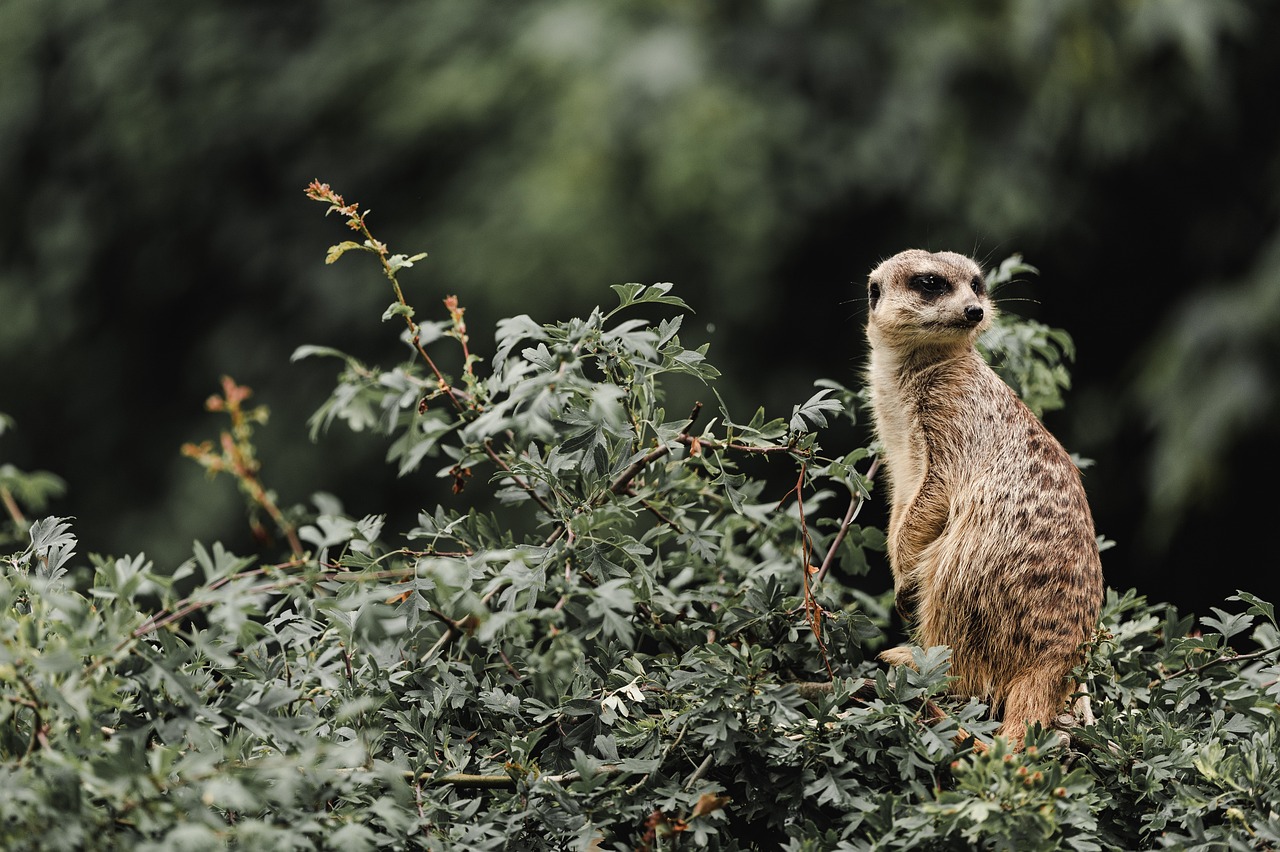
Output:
[865, 249, 1103, 749]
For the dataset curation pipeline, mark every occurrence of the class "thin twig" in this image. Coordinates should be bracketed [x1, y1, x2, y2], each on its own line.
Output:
[608, 402, 704, 496]
[1155, 643, 1280, 686]
[626, 718, 690, 795]
[676, 435, 800, 456]
[0, 485, 26, 526]
[535, 403, 706, 554]
[427, 608, 464, 639]
[483, 439, 555, 515]
[305, 181, 466, 414]
[15, 672, 44, 757]
[683, 753, 714, 790]
[815, 456, 879, 584]
[633, 492, 681, 531]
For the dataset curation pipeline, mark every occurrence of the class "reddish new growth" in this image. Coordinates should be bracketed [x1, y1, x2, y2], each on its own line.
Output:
[444, 294, 472, 368]
[182, 376, 303, 557]
[304, 180, 389, 256]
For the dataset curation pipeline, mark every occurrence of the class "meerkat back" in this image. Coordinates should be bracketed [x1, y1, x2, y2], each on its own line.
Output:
[863, 249, 1103, 749]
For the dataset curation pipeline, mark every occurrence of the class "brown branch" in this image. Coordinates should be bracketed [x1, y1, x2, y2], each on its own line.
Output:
[534, 403, 707, 554]
[0, 485, 26, 526]
[129, 558, 307, 638]
[85, 558, 311, 676]
[541, 525, 566, 549]
[1154, 643, 1280, 686]
[677, 435, 800, 456]
[790, 678, 877, 703]
[785, 462, 834, 680]
[634, 492, 680, 531]
[15, 672, 44, 756]
[684, 754, 714, 789]
[608, 402, 704, 496]
[627, 717, 690, 794]
[427, 608, 464, 639]
[1, 693, 40, 711]
[815, 456, 880, 584]
[483, 439, 555, 515]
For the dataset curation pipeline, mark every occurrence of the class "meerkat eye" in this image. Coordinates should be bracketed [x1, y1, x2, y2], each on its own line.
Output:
[971, 275, 986, 296]
[869, 281, 881, 308]
[910, 274, 948, 295]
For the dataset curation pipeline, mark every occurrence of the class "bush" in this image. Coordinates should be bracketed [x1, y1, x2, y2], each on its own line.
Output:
[0, 185, 1276, 850]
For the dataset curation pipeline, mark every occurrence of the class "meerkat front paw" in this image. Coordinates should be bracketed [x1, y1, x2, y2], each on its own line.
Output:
[878, 646, 919, 669]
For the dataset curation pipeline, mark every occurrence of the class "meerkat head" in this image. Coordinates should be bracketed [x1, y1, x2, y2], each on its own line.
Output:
[866, 249, 994, 351]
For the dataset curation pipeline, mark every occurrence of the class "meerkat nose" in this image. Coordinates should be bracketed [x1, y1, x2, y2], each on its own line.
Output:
[964, 305, 985, 323]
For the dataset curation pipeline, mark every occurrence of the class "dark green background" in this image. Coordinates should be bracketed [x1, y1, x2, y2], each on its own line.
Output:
[2, 1, 1277, 615]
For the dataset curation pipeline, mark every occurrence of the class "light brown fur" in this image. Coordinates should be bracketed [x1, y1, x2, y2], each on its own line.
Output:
[865, 249, 1103, 749]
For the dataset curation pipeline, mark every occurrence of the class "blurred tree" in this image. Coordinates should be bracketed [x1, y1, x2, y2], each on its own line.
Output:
[0, 0, 1275, 611]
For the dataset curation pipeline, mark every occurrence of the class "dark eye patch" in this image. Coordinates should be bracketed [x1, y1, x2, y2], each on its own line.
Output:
[909, 273, 949, 296]
[971, 275, 986, 296]
[869, 281, 881, 308]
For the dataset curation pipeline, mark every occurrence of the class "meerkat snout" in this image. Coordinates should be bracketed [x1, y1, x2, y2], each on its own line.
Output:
[964, 305, 984, 323]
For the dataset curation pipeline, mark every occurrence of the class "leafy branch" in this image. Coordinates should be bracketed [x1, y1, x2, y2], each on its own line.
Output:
[304, 180, 470, 414]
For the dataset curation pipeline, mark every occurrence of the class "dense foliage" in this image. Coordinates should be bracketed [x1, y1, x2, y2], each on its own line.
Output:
[5, 1, 1280, 613]
[1, 189, 1276, 850]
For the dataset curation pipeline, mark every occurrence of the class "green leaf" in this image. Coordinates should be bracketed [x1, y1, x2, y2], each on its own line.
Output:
[325, 240, 366, 264]
[291, 343, 360, 364]
[23, 516, 77, 579]
[1228, 591, 1276, 628]
[789, 388, 842, 433]
[387, 251, 428, 271]
[605, 282, 692, 319]
[382, 302, 415, 321]
[1201, 607, 1253, 641]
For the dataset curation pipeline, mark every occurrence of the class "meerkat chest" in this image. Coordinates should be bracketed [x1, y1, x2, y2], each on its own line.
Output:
[869, 351, 999, 497]
[867, 352, 929, 500]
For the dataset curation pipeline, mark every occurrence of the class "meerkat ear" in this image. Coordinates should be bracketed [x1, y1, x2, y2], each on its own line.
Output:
[869, 281, 881, 309]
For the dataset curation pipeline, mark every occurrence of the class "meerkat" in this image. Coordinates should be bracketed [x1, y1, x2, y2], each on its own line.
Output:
[864, 249, 1103, 750]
